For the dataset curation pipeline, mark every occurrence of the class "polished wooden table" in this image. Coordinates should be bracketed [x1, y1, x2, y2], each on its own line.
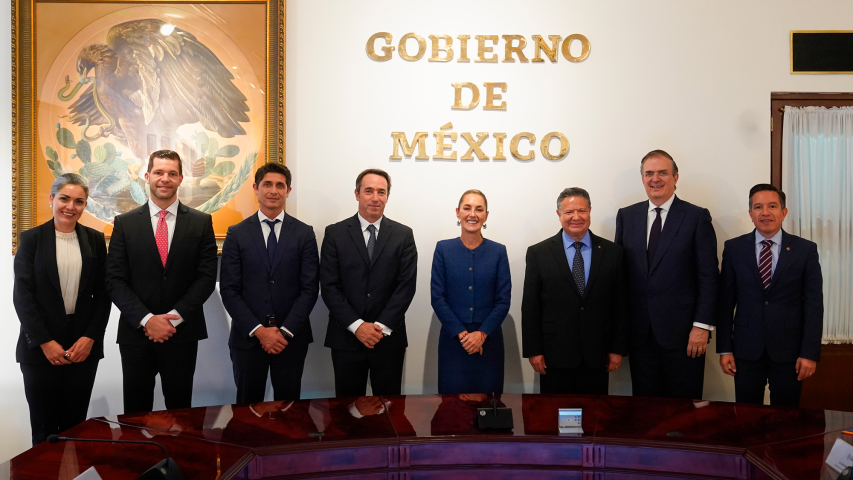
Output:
[7, 394, 853, 479]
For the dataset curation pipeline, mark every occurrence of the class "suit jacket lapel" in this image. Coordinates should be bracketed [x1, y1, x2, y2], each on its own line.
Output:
[650, 196, 686, 273]
[271, 214, 294, 273]
[744, 230, 765, 290]
[634, 203, 649, 274]
[346, 214, 371, 266]
[585, 231, 603, 298]
[247, 214, 272, 271]
[75, 222, 93, 295]
[767, 230, 792, 292]
[43, 220, 63, 295]
[370, 217, 393, 267]
[164, 202, 189, 273]
[137, 205, 164, 270]
[548, 230, 582, 297]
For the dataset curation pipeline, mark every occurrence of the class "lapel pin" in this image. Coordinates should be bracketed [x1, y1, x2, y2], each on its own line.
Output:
[786, 247, 790, 251]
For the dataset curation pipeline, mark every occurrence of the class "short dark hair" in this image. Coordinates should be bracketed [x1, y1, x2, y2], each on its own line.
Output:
[254, 163, 292, 188]
[556, 187, 591, 209]
[749, 183, 786, 209]
[640, 149, 679, 176]
[147, 149, 183, 176]
[458, 189, 488, 210]
[356, 168, 391, 194]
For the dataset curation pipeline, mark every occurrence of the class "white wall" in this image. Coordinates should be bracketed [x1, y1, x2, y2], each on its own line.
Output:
[3, 0, 853, 463]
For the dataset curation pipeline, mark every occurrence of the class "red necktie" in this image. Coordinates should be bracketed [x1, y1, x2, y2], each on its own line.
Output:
[758, 239, 773, 290]
[155, 210, 169, 266]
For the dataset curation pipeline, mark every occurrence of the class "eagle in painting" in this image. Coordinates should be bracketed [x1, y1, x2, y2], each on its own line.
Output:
[58, 18, 250, 161]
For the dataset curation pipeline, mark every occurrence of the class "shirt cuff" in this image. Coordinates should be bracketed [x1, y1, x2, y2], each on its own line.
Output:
[375, 322, 392, 336]
[347, 319, 365, 334]
[281, 327, 294, 338]
[139, 313, 154, 328]
[249, 325, 262, 337]
[693, 322, 714, 331]
[169, 310, 183, 327]
[718, 352, 732, 355]
[140, 311, 183, 327]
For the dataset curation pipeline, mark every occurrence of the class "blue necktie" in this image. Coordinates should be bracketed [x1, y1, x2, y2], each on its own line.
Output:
[264, 219, 280, 262]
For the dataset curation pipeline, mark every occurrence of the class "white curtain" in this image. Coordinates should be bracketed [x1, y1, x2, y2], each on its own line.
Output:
[782, 106, 853, 344]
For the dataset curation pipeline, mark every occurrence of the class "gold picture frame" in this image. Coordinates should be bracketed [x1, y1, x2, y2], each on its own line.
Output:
[790, 30, 853, 74]
[12, 0, 285, 253]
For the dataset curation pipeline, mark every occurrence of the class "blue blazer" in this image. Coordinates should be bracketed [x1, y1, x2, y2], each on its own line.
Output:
[614, 195, 719, 349]
[716, 230, 823, 362]
[430, 238, 511, 338]
[220, 212, 320, 349]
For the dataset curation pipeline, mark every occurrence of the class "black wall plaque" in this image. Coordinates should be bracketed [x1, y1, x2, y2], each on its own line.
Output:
[791, 31, 853, 73]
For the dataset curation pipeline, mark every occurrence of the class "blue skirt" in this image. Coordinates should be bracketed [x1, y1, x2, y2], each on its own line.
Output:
[437, 325, 504, 394]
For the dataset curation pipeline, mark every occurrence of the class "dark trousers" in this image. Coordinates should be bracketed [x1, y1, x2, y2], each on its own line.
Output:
[630, 326, 705, 399]
[331, 348, 406, 397]
[119, 342, 198, 414]
[20, 359, 99, 445]
[540, 362, 609, 395]
[230, 342, 309, 404]
[734, 349, 802, 407]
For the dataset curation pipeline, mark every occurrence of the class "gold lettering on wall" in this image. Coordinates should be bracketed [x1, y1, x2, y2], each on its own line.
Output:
[510, 132, 536, 160]
[457, 35, 471, 62]
[562, 34, 590, 62]
[531, 35, 560, 62]
[502, 35, 529, 63]
[540, 132, 569, 160]
[433, 122, 458, 160]
[475, 35, 499, 63]
[493, 133, 507, 160]
[390, 132, 429, 160]
[483, 83, 507, 110]
[366, 32, 395, 61]
[460, 132, 490, 160]
[398, 33, 427, 61]
[451, 83, 480, 110]
[429, 35, 454, 62]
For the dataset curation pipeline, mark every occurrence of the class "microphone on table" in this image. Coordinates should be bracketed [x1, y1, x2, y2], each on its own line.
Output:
[47, 435, 186, 480]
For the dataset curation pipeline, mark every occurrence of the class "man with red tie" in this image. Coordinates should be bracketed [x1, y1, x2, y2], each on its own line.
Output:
[107, 150, 218, 414]
[717, 184, 823, 406]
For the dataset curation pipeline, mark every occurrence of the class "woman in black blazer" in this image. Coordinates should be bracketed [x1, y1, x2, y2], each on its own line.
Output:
[13, 173, 111, 445]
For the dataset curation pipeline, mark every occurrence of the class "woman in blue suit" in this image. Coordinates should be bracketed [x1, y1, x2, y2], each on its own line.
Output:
[431, 190, 511, 394]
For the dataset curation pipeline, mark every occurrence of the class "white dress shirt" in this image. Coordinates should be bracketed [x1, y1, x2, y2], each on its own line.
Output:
[140, 199, 183, 328]
[647, 194, 714, 332]
[347, 213, 392, 337]
[55, 230, 82, 315]
[248, 210, 295, 339]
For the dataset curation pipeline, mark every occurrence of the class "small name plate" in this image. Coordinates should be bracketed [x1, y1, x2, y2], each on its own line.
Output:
[826, 437, 853, 473]
[558, 408, 583, 434]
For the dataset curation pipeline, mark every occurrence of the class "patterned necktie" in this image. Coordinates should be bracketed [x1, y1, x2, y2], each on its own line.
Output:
[572, 241, 585, 296]
[264, 219, 281, 262]
[366, 224, 377, 261]
[759, 239, 773, 290]
[155, 210, 169, 266]
[647, 207, 663, 267]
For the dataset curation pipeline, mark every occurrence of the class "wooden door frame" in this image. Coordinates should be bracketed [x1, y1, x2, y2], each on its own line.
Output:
[770, 92, 853, 187]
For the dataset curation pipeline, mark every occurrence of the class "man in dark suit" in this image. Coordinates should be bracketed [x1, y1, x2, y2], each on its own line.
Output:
[107, 150, 217, 414]
[717, 184, 823, 406]
[220, 163, 319, 403]
[522, 187, 630, 394]
[320, 168, 417, 397]
[614, 150, 719, 399]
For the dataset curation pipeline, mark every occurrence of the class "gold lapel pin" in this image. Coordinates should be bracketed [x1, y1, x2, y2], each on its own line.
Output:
[786, 247, 791, 251]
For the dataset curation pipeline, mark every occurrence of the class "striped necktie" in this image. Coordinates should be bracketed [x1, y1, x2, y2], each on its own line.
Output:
[759, 239, 773, 290]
